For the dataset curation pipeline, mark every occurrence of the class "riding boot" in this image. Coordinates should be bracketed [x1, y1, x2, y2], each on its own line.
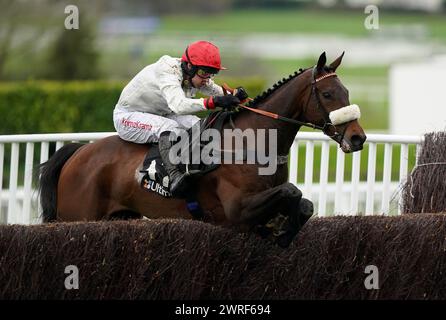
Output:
[158, 131, 189, 197]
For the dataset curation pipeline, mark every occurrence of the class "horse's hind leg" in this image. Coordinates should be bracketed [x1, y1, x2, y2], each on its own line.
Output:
[57, 180, 105, 221]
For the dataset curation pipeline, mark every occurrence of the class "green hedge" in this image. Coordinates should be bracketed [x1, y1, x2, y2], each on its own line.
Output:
[0, 78, 266, 134]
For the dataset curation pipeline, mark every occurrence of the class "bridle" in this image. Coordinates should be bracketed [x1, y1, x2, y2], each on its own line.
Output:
[308, 66, 348, 142]
[236, 66, 350, 142]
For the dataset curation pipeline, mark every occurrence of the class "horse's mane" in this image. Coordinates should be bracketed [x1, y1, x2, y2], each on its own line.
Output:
[246, 65, 335, 108]
[247, 67, 310, 108]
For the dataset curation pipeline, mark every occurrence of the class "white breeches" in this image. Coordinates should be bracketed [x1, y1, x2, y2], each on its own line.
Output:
[113, 106, 200, 144]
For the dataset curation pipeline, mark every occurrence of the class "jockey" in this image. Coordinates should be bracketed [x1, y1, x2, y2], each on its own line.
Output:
[113, 40, 247, 197]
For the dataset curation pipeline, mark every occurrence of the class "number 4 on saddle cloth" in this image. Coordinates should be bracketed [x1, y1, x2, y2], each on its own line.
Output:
[136, 111, 232, 219]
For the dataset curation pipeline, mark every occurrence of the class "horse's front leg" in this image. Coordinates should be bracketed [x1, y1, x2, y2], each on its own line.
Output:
[273, 197, 313, 248]
[238, 182, 301, 223]
[224, 182, 313, 247]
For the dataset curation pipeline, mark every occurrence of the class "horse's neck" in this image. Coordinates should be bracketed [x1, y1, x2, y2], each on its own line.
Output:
[235, 74, 308, 155]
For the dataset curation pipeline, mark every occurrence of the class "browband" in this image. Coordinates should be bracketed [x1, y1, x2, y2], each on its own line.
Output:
[314, 72, 337, 83]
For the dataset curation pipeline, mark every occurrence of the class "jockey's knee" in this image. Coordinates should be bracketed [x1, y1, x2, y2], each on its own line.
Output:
[166, 114, 200, 129]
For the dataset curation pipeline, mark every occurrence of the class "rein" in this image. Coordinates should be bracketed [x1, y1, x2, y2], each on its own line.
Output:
[222, 68, 339, 134]
[238, 104, 325, 130]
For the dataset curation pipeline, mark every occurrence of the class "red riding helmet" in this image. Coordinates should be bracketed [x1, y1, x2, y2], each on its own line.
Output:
[181, 41, 227, 71]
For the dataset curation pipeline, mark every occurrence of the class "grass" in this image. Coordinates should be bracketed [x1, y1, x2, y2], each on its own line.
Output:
[155, 9, 446, 41]
[156, 9, 366, 35]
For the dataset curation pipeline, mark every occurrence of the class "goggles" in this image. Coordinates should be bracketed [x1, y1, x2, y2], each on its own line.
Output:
[196, 68, 217, 79]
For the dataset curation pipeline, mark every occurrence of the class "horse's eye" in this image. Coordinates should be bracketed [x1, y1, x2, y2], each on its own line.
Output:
[322, 92, 332, 99]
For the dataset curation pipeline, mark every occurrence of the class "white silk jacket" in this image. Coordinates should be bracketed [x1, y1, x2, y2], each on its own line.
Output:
[115, 55, 224, 115]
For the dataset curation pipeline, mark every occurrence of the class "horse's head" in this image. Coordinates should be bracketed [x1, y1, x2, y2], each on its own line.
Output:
[300, 52, 366, 152]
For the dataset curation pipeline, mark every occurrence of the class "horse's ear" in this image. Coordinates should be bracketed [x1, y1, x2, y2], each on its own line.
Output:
[316, 52, 327, 72]
[329, 51, 345, 72]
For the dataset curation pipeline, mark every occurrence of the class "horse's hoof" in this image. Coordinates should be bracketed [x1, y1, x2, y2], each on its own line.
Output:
[276, 232, 294, 249]
[256, 225, 272, 239]
[299, 198, 314, 224]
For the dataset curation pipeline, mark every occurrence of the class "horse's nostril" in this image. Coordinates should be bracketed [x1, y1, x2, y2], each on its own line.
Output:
[351, 135, 365, 147]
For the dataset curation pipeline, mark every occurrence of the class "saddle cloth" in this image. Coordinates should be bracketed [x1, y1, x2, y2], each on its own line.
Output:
[137, 111, 232, 199]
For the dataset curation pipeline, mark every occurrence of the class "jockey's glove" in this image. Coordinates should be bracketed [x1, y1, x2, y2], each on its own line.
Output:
[233, 86, 249, 101]
[204, 95, 240, 110]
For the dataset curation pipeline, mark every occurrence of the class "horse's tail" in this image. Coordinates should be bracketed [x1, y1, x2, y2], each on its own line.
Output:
[38, 143, 84, 223]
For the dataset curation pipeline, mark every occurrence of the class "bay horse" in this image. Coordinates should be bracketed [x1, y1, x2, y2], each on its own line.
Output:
[38, 52, 366, 248]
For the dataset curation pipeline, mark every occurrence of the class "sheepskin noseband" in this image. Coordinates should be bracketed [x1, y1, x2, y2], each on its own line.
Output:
[329, 104, 361, 126]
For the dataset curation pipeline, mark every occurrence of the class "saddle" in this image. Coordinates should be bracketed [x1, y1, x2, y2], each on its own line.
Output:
[137, 111, 233, 214]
